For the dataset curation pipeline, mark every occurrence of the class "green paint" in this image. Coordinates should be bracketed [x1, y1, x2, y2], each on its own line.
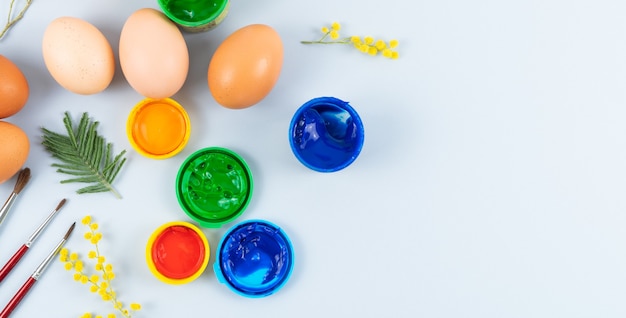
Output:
[159, 0, 229, 32]
[177, 148, 252, 228]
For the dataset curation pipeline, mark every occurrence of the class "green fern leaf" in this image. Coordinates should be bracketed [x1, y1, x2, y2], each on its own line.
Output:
[41, 112, 127, 199]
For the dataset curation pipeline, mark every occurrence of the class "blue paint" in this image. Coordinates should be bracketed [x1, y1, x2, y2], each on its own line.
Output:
[289, 97, 365, 172]
[215, 220, 294, 297]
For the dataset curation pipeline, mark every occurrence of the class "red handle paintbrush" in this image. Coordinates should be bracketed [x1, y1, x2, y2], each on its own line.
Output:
[0, 198, 67, 283]
[0, 222, 75, 318]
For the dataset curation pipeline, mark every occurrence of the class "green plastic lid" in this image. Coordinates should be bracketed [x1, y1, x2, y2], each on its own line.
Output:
[158, 0, 229, 32]
[176, 147, 253, 228]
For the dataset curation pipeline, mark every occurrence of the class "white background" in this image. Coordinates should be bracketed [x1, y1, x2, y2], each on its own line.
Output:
[1, 0, 626, 317]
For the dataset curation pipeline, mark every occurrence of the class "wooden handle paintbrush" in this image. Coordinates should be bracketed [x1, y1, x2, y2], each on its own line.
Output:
[0, 168, 31, 228]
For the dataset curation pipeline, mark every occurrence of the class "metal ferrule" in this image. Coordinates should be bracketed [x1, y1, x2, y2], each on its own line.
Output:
[0, 193, 18, 226]
[32, 239, 66, 280]
[25, 208, 61, 247]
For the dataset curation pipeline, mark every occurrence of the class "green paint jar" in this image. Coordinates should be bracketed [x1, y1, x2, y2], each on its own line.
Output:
[157, 0, 229, 32]
[176, 147, 253, 228]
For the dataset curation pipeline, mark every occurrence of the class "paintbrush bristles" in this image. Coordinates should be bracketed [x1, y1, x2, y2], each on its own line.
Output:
[64, 222, 76, 240]
[55, 198, 67, 211]
[13, 168, 31, 194]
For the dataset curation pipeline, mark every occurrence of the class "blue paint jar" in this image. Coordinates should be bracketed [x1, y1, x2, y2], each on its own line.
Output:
[214, 220, 294, 297]
[289, 96, 365, 172]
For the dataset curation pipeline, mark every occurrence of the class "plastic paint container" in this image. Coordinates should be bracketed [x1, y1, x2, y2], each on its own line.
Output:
[214, 220, 294, 297]
[127, 97, 191, 159]
[289, 96, 365, 172]
[146, 221, 210, 284]
[176, 147, 253, 228]
[158, 0, 229, 33]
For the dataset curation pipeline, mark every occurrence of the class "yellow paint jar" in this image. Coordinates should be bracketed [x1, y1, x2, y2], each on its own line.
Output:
[127, 98, 191, 159]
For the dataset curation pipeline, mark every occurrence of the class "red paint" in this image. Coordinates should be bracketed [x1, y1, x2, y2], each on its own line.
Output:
[151, 225, 205, 279]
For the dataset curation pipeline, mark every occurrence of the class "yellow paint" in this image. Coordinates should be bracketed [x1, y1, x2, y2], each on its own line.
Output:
[127, 98, 190, 159]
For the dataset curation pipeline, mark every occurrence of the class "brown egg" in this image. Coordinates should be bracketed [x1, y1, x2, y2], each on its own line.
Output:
[0, 121, 29, 184]
[208, 24, 283, 109]
[0, 55, 29, 119]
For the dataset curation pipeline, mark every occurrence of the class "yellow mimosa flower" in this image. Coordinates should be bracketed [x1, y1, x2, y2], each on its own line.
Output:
[301, 22, 400, 60]
[81, 215, 91, 225]
[60, 215, 142, 317]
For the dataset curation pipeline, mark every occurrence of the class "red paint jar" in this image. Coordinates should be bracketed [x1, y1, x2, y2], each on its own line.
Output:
[146, 221, 210, 284]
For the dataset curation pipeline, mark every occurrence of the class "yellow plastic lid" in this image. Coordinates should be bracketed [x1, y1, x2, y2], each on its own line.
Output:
[127, 98, 191, 159]
[146, 221, 210, 285]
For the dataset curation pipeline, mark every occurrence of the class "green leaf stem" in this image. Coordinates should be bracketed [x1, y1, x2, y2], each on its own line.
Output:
[41, 112, 126, 199]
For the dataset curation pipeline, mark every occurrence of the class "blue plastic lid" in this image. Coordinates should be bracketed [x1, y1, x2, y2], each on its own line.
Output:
[214, 220, 294, 297]
[289, 96, 365, 172]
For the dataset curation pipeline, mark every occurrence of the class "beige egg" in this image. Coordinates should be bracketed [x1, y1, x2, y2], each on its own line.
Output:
[42, 17, 115, 95]
[119, 8, 189, 99]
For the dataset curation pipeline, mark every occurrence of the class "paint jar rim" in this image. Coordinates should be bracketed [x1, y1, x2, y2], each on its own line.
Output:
[158, 0, 229, 32]
[126, 97, 191, 159]
[146, 221, 210, 284]
[176, 147, 253, 228]
[214, 219, 294, 297]
[289, 96, 365, 172]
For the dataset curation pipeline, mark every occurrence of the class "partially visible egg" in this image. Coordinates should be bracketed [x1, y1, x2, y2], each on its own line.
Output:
[0, 121, 29, 184]
[119, 8, 189, 99]
[42, 17, 115, 95]
[208, 24, 283, 109]
[0, 55, 29, 119]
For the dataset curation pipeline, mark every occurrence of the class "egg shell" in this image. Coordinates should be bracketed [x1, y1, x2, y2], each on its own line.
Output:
[0, 121, 29, 184]
[119, 8, 189, 99]
[208, 24, 283, 109]
[42, 17, 115, 95]
[0, 55, 29, 119]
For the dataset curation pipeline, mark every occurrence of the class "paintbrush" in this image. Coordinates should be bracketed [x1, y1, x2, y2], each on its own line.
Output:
[0, 168, 31, 227]
[0, 222, 75, 318]
[0, 199, 67, 283]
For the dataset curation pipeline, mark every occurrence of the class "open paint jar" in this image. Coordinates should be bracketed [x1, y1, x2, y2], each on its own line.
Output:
[214, 220, 294, 297]
[289, 96, 365, 172]
[127, 98, 191, 159]
[176, 147, 253, 228]
[146, 221, 210, 284]
[158, 0, 229, 32]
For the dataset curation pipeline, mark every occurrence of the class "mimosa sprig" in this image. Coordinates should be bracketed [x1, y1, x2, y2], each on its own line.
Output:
[60, 215, 141, 318]
[301, 22, 400, 59]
